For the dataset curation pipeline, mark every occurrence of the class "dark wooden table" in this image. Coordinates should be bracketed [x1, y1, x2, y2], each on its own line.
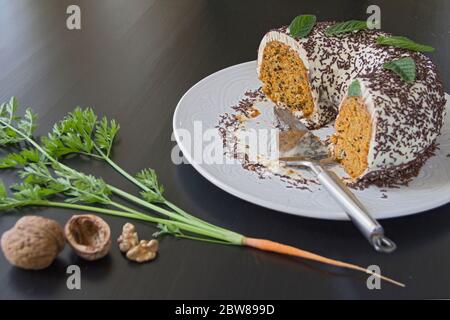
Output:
[0, 0, 449, 300]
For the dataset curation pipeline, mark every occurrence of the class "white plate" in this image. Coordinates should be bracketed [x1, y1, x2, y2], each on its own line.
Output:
[173, 61, 450, 220]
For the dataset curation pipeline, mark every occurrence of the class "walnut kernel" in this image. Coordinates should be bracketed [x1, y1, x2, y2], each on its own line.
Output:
[117, 223, 139, 253]
[126, 239, 158, 263]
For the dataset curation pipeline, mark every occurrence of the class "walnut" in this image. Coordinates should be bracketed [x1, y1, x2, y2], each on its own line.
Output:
[1, 216, 65, 270]
[117, 223, 139, 252]
[64, 214, 111, 261]
[126, 239, 158, 263]
[117, 222, 158, 263]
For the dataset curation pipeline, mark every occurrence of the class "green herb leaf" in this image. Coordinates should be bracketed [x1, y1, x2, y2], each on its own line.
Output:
[140, 190, 165, 204]
[18, 162, 111, 205]
[16, 108, 37, 138]
[0, 180, 7, 198]
[135, 168, 165, 203]
[0, 181, 27, 210]
[325, 20, 367, 36]
[42, 107, 98, 158]
[19, 163, 55, 185]
[42, 134, 77, 158]
[42, 107, 120, 160]
[347, 80, 361, 97]
[0, 98, 38, 145]
[0, 148, 40, 169]
[383, 57, 416, 84]
[376, 36, 435, 52]
[55, 167, 111, 204]
[289, 14, 316, 38]
[11, 183, 59, 201]
[94, 117, 120, 157]
[153, 222, 182, 238]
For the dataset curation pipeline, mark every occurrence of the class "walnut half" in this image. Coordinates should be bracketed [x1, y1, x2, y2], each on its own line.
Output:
[126, 239, 158, 263]
[117, 223, 139, 253]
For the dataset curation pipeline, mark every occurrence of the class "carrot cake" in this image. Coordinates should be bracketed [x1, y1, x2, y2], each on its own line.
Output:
[257, 17, 446, 186]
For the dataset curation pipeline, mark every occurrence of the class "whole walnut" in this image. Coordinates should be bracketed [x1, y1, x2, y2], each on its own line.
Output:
[1, 216, 65, 270]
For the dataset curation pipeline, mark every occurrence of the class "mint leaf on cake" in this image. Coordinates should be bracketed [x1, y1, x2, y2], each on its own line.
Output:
[383, 57, 416, 84]
[377, 36, 435, 52]
[347, 79, 361, 96]
[325, 20, 367, 36]
[289, 15, 316, 38]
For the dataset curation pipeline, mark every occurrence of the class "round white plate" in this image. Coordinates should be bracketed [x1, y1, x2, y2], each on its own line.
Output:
[173, 61, 450, 220]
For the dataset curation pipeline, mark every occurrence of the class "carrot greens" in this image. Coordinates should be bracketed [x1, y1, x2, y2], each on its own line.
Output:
[40, 107, 219, 228]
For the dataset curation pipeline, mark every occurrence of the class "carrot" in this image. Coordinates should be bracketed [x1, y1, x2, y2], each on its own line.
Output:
[244, 237, 405, 287]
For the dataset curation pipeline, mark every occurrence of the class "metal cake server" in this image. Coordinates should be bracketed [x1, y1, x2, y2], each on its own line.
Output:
[275, 107, 396, 253]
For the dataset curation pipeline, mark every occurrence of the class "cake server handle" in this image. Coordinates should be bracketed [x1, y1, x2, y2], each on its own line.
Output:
[310, 163, 397, 253]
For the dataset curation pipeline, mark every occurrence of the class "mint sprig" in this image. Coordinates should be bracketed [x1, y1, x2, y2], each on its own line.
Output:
[383, 57, 416, 84]
[347, 80, 361, 97]
[377, 36, 435, 53]
[289, 15, 316, 38]
[325, 20, 367, 36]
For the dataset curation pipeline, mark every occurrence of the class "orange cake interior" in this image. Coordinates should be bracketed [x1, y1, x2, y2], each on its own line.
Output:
[331, 96, 372, 178]
[259, 41, 314, 117]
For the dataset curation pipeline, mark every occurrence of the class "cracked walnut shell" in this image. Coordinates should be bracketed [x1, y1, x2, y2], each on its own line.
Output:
[1, 216, 65, 270]
[126, 239, 158, 263]
[64, 214, 111, 261]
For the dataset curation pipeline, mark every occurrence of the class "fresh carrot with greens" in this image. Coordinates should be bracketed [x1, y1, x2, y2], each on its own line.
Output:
[0, 97, 404, 287]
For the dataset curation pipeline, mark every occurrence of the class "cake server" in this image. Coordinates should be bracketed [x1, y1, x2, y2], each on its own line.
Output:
[275, 107, 396, 253]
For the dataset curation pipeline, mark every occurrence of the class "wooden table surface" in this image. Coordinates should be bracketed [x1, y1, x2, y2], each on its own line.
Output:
[0, 0, 449, 299]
